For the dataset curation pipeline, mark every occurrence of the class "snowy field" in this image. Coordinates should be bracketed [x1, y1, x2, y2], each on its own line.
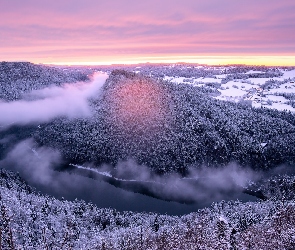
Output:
[164, 69, 295, 112]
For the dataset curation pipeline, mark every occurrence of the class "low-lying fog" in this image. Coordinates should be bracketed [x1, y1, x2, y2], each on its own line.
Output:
[0, 73, 259, 214]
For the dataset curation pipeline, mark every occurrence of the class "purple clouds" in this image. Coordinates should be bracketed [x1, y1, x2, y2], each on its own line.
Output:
[0, 0, 294, 64]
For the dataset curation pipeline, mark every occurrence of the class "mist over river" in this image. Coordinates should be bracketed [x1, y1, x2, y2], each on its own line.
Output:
[3, 161, 256, 215]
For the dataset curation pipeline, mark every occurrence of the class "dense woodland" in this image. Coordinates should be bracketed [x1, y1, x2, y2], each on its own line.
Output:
[33, 69, 295, 174]
[93, 63, 286, 80]
[1, 168, 295, 249]
[0, 62, 89, 101]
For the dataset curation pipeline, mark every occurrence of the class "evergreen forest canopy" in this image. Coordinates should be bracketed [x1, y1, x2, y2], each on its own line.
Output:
[0, 61, 89, 101]
[33, 69, 295, 174]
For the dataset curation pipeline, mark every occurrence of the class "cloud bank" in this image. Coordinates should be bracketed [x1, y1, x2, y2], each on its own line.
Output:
[0, 73, 108, 128]
[1, 0, 295, 63]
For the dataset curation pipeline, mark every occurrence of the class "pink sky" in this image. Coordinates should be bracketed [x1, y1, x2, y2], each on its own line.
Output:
[0, 0, 295, 65]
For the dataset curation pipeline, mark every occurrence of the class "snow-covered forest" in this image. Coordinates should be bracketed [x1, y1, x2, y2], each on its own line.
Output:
[1, 168, 295, 249]
[0, 62, 89, 101]
[34, 68, 295, 173]
[1, 62, 295, 249]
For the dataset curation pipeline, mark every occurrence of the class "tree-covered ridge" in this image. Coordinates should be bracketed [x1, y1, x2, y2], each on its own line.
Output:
[247, 174, 295, 201]
[94, 63, 287, 79]
[1, 168, 295, 249]
[34, 70, 295, 173]
[0, 62, 89, 101]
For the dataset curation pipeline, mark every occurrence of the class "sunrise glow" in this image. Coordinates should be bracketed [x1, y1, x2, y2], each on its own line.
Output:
[1, 1, 294, 66]
[46, 55, 295, 67]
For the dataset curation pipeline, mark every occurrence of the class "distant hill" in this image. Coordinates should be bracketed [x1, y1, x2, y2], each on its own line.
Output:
[0, 61, 89, 101]
[34, 70, 295, 173]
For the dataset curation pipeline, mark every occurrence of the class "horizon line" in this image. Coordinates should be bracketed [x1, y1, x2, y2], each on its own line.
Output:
[42, 55, 295, 67]
[3, 55, 295, 67]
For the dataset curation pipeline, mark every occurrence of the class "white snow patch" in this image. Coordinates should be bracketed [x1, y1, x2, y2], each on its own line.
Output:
[215, 74, 228, 79]
[268, 83, 295, 94]
[266, 95, 288, 103]
[252, 102, 262, 108]
[219, 88, 246, 97]
[195, 77, 222, 83]
[246, 70, 264, 74]
[221, 81, 257, 91]
[282, 69, 295, 79]
[165, 76, 187, 84]
[248, 77, 281, 85]
[269, 103, 295, 112]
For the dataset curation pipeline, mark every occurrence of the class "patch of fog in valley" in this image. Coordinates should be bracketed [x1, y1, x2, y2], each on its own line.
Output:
[0, 138, 258, 215]
[0, 73, 108, 127]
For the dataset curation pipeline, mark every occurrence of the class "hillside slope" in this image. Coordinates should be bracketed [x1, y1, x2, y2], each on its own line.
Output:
[34, 70, 295, 173]
[0, 62, 89, 101]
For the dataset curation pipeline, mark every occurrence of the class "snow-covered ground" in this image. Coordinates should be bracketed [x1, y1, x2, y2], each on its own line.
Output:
[246, 70, 264, 74]
[268, 82, 295, 94]
[195, 77, 223, 84]
[165, 69, 295, 112]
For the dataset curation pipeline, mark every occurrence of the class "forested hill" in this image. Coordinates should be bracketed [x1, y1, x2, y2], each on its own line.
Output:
[0, 62, 89, 101]
[1, 167, 295, 249]
[35, 70, 295, 173]
[1, 63, 295, 248]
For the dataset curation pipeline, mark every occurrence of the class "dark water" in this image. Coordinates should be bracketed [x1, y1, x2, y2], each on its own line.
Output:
[22, 168, 257, 216]
[1, 158, 257, 215]
[0, 125, 257, 216]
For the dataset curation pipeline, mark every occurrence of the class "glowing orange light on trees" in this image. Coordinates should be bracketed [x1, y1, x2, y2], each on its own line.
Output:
[106, 77, 172, 137]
